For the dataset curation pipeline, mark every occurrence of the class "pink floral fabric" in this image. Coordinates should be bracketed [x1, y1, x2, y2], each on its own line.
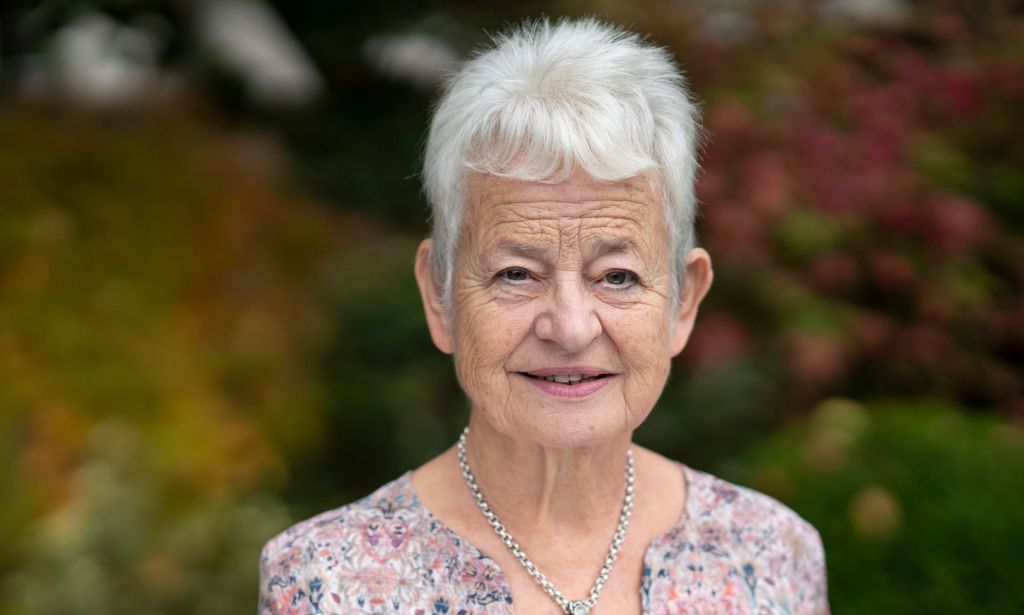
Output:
[259, 464, 829, 614]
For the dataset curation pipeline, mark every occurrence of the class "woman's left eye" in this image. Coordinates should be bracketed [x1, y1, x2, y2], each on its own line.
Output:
[498, 267, 531, 282]
[601, 269, 638, 288]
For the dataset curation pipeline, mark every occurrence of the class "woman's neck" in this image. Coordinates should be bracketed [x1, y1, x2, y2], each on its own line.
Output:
[462, 414, 634, 536]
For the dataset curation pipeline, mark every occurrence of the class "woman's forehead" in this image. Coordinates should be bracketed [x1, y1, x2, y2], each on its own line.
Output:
[465, 171, 665, 237]
[467, 170, 658, 208]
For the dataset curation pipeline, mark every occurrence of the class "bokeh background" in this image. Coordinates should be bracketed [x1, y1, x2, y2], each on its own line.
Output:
[2, 1, 1023, 613]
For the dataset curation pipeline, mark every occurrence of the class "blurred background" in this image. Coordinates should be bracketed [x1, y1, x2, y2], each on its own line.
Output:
[1, 0, 1023, 613]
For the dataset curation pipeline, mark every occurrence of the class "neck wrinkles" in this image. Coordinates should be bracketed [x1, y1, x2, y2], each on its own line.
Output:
[464, 415, 633, 535]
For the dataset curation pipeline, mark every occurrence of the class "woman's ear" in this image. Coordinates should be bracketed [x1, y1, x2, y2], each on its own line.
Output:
[414, 239, 455, 354]
[669, 247, 714, 357]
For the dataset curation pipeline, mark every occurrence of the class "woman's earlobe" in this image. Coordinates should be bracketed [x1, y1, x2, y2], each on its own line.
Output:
[414, 239, 455, 354]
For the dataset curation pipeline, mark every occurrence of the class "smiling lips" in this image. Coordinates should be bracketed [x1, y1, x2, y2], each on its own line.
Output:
[519, 367, 615, 399]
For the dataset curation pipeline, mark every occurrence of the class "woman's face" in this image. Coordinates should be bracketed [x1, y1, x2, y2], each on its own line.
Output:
[416, 170, 712, 449]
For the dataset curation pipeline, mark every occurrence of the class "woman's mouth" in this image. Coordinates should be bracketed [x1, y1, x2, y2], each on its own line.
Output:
[517, 370, 615, 399]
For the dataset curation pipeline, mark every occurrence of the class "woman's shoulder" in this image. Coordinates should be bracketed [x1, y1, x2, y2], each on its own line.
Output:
[258, 472, 433, 613]
[258, 472, 513, 614]
[263, 472, 419, 552]
[674, 463, 825, 565]
[681, 464, 821, 540]
[650, 463, 829, 613]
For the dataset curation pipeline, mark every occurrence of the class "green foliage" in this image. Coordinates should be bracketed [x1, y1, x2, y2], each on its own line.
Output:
[289, 236, 465, 515]
[718, 399, 1024, 613]
[6, 422, 289, 615]
[0, 106, 352, 613]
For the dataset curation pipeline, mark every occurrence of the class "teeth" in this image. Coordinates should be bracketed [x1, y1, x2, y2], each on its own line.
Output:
[542, 374, 588, 383]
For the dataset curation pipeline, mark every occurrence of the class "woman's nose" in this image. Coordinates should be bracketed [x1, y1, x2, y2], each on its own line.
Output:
[533, 276, 603, 353]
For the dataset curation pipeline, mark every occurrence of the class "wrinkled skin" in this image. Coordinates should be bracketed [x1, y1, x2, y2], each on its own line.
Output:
[416, 170, 713, 450]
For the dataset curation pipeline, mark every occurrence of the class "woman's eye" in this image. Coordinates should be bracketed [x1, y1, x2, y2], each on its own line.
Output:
[602, 269, 637, 287]
[501, 268, 530, 282]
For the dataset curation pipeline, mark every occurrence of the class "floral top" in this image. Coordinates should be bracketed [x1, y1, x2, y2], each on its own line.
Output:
[259, 464, 829, 614]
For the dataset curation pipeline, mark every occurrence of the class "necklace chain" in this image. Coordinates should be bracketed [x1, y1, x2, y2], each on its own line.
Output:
[456, 427, 634, 615]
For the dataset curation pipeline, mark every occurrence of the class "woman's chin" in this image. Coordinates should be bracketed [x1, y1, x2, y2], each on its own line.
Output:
[492, 411, 638, 451]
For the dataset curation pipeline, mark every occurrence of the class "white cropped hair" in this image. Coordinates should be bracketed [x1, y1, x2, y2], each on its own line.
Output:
[422, 17, 703, 308]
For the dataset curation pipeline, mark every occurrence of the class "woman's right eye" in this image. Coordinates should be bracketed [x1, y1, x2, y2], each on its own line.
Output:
[499, 267, 530, 282]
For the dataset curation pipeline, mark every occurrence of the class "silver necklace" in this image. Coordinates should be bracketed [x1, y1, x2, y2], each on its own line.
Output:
[457, 426, 634, 615]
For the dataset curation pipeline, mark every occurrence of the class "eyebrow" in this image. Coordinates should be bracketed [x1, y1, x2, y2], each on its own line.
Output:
[495, 242, 552, 261]
[586, 238, 635, 259]
[493, 238, 635, 261]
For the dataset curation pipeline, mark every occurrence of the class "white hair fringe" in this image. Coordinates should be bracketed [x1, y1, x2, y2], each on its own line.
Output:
[422, 17, 704, 308]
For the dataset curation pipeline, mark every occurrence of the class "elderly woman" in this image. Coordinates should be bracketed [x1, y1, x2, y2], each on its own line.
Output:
[260, 18, 828, 615]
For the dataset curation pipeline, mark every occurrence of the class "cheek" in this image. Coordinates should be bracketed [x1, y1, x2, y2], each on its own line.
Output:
[605, 307, 673, 379]
[452, 303, 534, 388]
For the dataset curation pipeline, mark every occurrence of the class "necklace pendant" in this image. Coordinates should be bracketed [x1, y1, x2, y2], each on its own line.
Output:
[566, 601, 590, 615]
